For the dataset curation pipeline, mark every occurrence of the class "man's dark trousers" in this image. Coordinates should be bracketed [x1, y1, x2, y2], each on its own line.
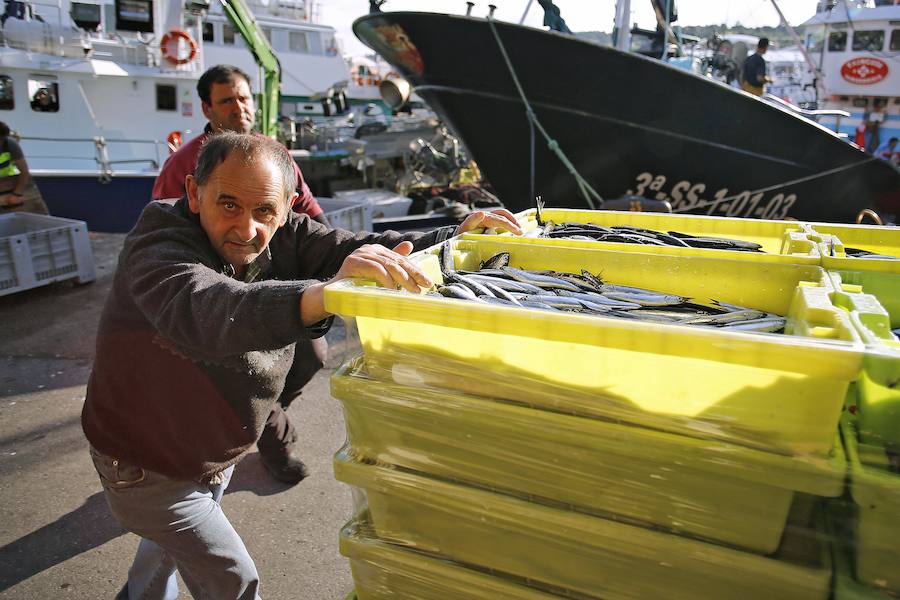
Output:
[256, 336, 327, 459]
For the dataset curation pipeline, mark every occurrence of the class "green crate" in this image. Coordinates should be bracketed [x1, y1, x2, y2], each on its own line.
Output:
[827, 489, 896, 600]
[333, 357, 845, 554]
[844, 420, 900, 594]
[340, 517, 561, 600]
[830, 270, 900, 451]
[334, 448, 833, 600]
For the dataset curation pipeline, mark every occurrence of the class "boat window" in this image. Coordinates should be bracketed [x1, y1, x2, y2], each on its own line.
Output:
[202, 22, 214, 43]
[325, 36, 338, 56]
[0, 76, 13, 110]
[807, 29, 824, 53]
[891, 29, 900, 51]
[289, 31, 308, 53]
[156, 84, 176, 111]
[115, 0, 154, 33]
[28, 79, 58, 113]
[222, 23, 235, 45]
[828, 31, 847, 51]
[852, 30, 884, 51]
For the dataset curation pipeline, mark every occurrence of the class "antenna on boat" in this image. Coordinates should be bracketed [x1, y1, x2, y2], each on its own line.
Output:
[466, 2, 474, 17]
[769, 0, 825, 102]
[487, 4, 497, 17]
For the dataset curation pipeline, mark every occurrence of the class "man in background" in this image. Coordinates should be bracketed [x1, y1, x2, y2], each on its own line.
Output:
[0, 121, 48, 213]
[874, 137, 898, 163]
[741, 37, 772, 97]
[153, 65, 325, 225]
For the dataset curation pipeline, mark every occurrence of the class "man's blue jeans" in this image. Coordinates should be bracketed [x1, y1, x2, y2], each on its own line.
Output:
[90, 447, 261, 600]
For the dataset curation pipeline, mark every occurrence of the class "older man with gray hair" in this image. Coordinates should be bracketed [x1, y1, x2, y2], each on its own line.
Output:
[83, 132, 521, 599]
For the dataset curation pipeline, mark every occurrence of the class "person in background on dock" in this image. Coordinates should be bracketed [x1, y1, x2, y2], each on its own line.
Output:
[874, 137, 898, 163]
[83, 132, 522, 600]
[154, 65, 325, 224]
[0, 121, 48, 214]
[740, 37, 772, 97]
[153, 65, 327, 485]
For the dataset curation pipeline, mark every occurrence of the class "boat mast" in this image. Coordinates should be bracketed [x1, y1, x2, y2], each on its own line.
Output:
[519, 0, 534, 24]
[769, 0, 826, 102]
[613, 0, 631, 51]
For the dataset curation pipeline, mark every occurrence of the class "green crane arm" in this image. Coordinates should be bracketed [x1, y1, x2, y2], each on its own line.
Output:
[218, 0, 281, 138]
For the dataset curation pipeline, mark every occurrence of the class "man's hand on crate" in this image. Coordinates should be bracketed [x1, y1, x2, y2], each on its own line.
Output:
[299, 241, 433, 325]
[454, 209, 523, 236]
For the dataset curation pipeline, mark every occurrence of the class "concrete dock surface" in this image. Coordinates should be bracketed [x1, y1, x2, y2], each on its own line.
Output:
[0, 232, 356, 599]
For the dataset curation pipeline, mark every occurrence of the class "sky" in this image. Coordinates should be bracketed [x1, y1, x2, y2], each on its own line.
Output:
[319, 0, 819, 57]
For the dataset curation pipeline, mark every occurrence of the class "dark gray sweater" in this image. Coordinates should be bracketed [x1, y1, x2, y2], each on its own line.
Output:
[82, 198, 454, 480]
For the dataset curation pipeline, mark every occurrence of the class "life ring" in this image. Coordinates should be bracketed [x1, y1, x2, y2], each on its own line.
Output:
[166, 130, 183, 154]
[160, 30, 197, 66]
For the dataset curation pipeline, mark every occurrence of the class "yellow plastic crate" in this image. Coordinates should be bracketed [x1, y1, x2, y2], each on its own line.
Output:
[462, 208, 819, 265]
[829, 271, 900, 451]
[823, 500, 889, 600]
[334, 449, 833, 600]
[807, 222, 900, 275]
[333, 357, 845, 554]
[843, 420, 900, 594]
[325, 239, 867, 455]
[340, 517, 562, 600]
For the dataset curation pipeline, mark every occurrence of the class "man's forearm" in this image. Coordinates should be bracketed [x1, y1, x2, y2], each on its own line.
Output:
[299, 281, 329, 326]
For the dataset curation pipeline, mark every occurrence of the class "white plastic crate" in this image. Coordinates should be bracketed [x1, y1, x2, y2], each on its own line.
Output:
[0, 213, 96, 297]
[332, 189, 413, 219]
[317, 197, 373, 232]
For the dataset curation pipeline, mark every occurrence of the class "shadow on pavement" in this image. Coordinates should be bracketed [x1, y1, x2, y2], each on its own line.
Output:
[226, 453, 295, 497]
[0, 491, 125, 593]
[0, 455, 296, 592]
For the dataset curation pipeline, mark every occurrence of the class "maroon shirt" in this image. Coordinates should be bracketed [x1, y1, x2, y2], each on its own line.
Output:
[152, 129, 323, 218]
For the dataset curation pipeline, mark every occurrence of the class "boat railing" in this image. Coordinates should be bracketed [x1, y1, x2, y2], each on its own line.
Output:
[18, 135, 165, 177]
[764, 94, 851, 134]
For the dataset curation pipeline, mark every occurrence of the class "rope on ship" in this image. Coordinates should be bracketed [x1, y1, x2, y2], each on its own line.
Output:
[486, 15, 604, 210]
[672, 155, 886, 215]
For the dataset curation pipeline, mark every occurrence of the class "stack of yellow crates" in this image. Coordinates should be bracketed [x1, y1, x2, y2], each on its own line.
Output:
[325, 212, 899, 600]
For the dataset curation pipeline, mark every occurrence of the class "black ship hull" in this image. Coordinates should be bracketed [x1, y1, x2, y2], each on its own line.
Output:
[354, 12, 900, 222]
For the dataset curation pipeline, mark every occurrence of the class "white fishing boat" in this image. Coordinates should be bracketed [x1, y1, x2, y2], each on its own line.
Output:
[800, 1, 900, 150]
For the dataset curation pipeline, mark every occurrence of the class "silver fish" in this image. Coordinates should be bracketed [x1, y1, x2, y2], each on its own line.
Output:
[501, 267, 582, 292]
[680, 309, 768, 325]
[479, 280, 521, 304]
[438, 284, 478, 301]
[462, 273, 545, 295]
[480, 252, 510, 270]
[720, 317, 786, 332]
[603, 291, 688, 307]
[445, 272, 496, 298]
